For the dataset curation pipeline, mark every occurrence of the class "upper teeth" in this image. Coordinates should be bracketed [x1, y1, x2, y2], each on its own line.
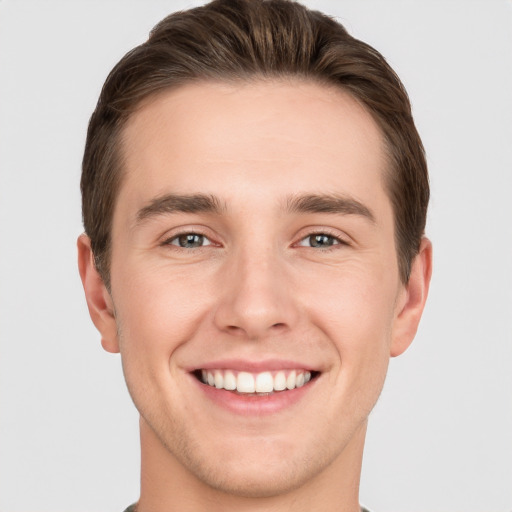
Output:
[200, 369, 312, 393]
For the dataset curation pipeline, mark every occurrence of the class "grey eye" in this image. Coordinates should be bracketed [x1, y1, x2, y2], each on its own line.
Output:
[170, 233, 211, 248]
[310, 234, 335, 247]
[298, 234, 340, 248]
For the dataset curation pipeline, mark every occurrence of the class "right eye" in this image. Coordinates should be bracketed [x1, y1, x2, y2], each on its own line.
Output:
[165, 233, 212, 249]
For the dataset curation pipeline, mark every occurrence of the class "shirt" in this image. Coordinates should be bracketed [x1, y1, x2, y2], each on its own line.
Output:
[123, 505, 372, 511]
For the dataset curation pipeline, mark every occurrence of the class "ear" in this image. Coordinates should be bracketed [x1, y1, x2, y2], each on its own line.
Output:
[77, 234, 120, 353]
[390, 237, 432, 357]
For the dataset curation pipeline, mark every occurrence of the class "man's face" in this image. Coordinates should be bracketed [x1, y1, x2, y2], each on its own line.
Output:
[98, 80, 416, 496]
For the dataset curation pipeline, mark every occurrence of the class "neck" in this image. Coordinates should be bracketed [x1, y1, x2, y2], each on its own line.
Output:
[136, 417, 366, 512]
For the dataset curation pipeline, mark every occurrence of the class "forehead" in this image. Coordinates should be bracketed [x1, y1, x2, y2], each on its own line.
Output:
[117, 79, 390, 219]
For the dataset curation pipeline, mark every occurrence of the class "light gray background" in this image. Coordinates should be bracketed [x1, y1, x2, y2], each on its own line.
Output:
[1, 1, 511, 511]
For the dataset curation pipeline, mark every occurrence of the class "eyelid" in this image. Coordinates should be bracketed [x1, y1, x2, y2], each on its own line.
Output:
[158, 225, 221, 248]
[293, 227, 351, 248]
[296, 234, 345, 248]
[168, 233, 212, 247]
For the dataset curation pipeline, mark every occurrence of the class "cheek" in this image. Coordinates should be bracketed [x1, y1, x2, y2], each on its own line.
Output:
[111, 261, 216, 372]
[111, 264, 218, 423]
[303, 261, 397, 384]
[306, 259, 397, 337]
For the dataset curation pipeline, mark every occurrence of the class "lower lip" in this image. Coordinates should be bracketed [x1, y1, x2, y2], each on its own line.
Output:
[192, 375, 318, 415]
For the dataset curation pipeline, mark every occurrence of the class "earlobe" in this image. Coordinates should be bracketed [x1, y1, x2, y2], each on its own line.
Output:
[77, 234, 120, 353]
[390, 237, 433, 357]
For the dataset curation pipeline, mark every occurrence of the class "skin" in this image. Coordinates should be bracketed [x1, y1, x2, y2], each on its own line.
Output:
[78, 80, 432, 512]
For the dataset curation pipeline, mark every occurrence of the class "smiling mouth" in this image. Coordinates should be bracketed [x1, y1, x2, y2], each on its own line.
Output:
[193, 369, 320, 395]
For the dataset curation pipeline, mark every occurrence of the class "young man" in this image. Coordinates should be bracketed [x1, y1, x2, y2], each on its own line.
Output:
[78, 1, 432, 510]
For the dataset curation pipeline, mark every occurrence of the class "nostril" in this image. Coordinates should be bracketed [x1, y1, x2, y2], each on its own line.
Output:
[226, 325, 245, 335]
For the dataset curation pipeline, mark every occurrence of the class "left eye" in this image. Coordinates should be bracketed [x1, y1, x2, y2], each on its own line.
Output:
[167, 233, 212, 248]
[298, 233, 343, 248]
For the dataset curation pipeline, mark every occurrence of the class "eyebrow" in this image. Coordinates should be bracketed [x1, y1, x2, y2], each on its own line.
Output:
[135, 192, 375, 225]
[136, 193, 225, 223]
[285, 193, 376, 223]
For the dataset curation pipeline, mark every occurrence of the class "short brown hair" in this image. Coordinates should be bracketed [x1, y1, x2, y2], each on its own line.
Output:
[81, 0, 428, 288]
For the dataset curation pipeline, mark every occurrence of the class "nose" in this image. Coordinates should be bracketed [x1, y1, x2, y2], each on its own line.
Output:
[213, 246, 299, 340]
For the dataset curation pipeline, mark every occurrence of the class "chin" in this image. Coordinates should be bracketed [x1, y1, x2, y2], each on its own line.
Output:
[183, 452, 321, 499]
[156, 425, 337, 499]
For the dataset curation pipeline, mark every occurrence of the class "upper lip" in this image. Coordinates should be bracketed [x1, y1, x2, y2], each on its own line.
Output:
[188, 358, 319, 373]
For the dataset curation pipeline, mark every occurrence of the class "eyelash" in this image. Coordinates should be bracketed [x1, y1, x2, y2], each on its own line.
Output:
[296, 232, 348, 250]
[161, 229, 349, 251]
[162, 232, 213, 249]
